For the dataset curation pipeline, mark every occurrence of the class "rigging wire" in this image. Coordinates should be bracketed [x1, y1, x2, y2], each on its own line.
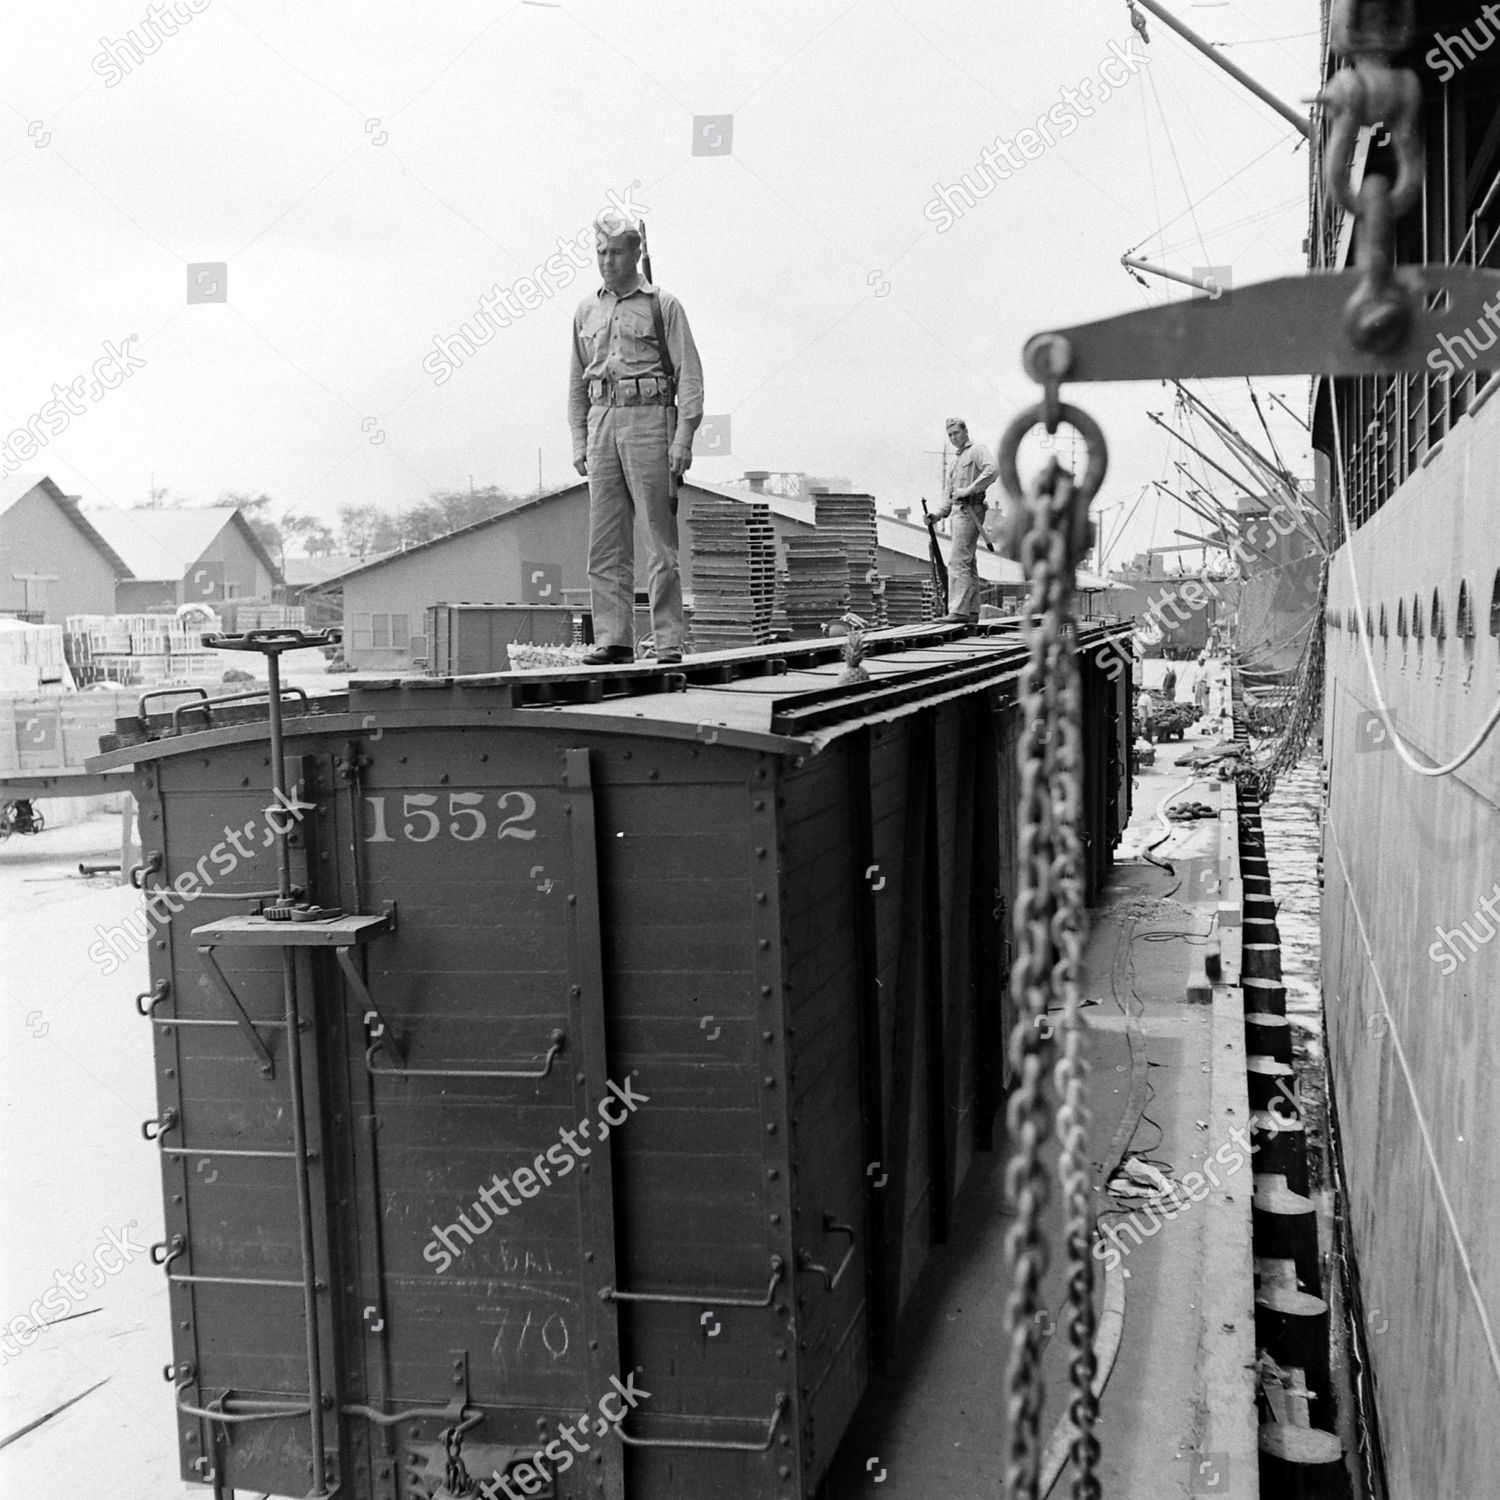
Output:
[1103, 483, 1152, 573]
[1151, 196, 1306, 259]
[1137, 60, 1164, 253]
[1124, 137, 1291, 256]
[1145, 66, 1212, 269]
[1142, 12, 1311, 149]
[1156, 47, 1261, 230]
[1208, 8, 1318, 73]
[1330, 397, 1500, 777]
[1218, 31, 1321, 47]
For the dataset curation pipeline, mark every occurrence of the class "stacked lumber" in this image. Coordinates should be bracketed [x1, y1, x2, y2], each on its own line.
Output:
[687, 496, 777, 650]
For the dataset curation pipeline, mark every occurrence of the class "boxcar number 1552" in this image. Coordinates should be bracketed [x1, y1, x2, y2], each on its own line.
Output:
[362, 790, 538, 843]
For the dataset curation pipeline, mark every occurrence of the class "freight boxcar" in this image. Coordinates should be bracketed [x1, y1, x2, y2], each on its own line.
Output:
[424, 604, 579, 676]
[90, 620, 1131, 1500]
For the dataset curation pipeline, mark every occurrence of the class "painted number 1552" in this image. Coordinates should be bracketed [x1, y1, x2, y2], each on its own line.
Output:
[364, 791, 537, 843]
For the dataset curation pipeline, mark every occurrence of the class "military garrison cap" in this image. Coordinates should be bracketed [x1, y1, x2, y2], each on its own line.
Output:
[594, 207, 641, 244]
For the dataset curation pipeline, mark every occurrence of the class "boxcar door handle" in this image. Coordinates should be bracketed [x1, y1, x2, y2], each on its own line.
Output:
[150, 1234, 186, 1271]
[796, 1216, 857, 1293]
[616, 1391, 787, 1452]
[364, 1028, 567, 1081]
[141, 1107, 179, 1141]
[601, 1256, 784, 1308]
[135, 979, 170, 1017]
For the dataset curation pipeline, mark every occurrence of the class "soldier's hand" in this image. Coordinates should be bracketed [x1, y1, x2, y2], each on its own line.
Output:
[573, 456, 588, 477]
[669, 443, 692, 479]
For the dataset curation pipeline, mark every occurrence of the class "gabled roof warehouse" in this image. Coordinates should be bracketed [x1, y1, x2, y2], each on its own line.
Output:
[0, 474, 131, 622]
[86, 506, 279, 587]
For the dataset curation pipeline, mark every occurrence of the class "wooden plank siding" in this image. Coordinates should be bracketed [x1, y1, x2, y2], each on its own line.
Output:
[771, 692, 1014, 1462]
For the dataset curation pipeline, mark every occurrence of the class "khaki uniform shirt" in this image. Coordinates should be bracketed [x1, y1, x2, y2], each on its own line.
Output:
[568, 278, 704, 459]
[938, 440, 998, 516]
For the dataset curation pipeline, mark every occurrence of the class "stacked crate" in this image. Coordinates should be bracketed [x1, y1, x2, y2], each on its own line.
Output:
[770, 569, 792, 641]
[784, 535, 849, 637]
[814, 493, 879, 626]
[685, 494, 777, 650]
[2, 689, 139, 774]
[0, 619, 67, 688]
[73, 612, 144, 684]
[66, 611, 225, 686]
[883, 575, 937, 624]
[229, 602, 306, 631]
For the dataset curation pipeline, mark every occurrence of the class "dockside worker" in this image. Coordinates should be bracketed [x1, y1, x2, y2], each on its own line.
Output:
[925, 417, 998, 625]
[568, 207, 704, 665]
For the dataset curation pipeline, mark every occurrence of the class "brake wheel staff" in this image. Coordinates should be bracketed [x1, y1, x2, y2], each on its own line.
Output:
[567, 208, 704, 665]
[926, 417, 998, 625]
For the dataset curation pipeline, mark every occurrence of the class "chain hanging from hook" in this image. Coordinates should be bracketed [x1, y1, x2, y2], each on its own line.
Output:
[995, 346, 1107, 1500]
[1317, 0, 1422, 353]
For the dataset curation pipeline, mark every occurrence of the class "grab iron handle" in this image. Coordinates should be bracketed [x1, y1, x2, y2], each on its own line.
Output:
[364, 1028, 566, 1081]
[192, 887, 300, 901]
[796, 1216, 857, 1293]
[171, 685, 310, 734]
[601, 1256, 784, 1309]
[136, 979, 170, 1017]
[139, 686, 208, 721]
[176, 1391, 312, 1425]
[616, 1391, 786, 1452]
[150, 1234, 185, 1271]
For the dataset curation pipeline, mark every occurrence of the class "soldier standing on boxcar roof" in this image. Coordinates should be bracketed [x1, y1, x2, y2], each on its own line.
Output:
[568, 207, 704, 665]
[926, 417, 997, 626]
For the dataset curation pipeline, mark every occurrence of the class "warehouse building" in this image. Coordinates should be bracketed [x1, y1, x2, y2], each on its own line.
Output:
[87, 506, 280, 610]
[0, 474, 129, 623]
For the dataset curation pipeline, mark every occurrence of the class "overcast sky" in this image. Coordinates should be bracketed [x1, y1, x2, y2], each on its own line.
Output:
[3, 0, 1319, 571]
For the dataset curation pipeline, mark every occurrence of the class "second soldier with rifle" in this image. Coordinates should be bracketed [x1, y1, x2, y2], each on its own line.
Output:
[926, 417, 998, 627]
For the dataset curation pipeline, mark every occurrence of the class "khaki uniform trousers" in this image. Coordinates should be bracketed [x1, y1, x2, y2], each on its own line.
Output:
[586, 404, 683, 653]
[948, 503, 984, 618]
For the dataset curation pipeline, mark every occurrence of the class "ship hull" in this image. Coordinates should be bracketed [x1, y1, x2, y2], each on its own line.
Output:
[1321, 388, 1500, 1498]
